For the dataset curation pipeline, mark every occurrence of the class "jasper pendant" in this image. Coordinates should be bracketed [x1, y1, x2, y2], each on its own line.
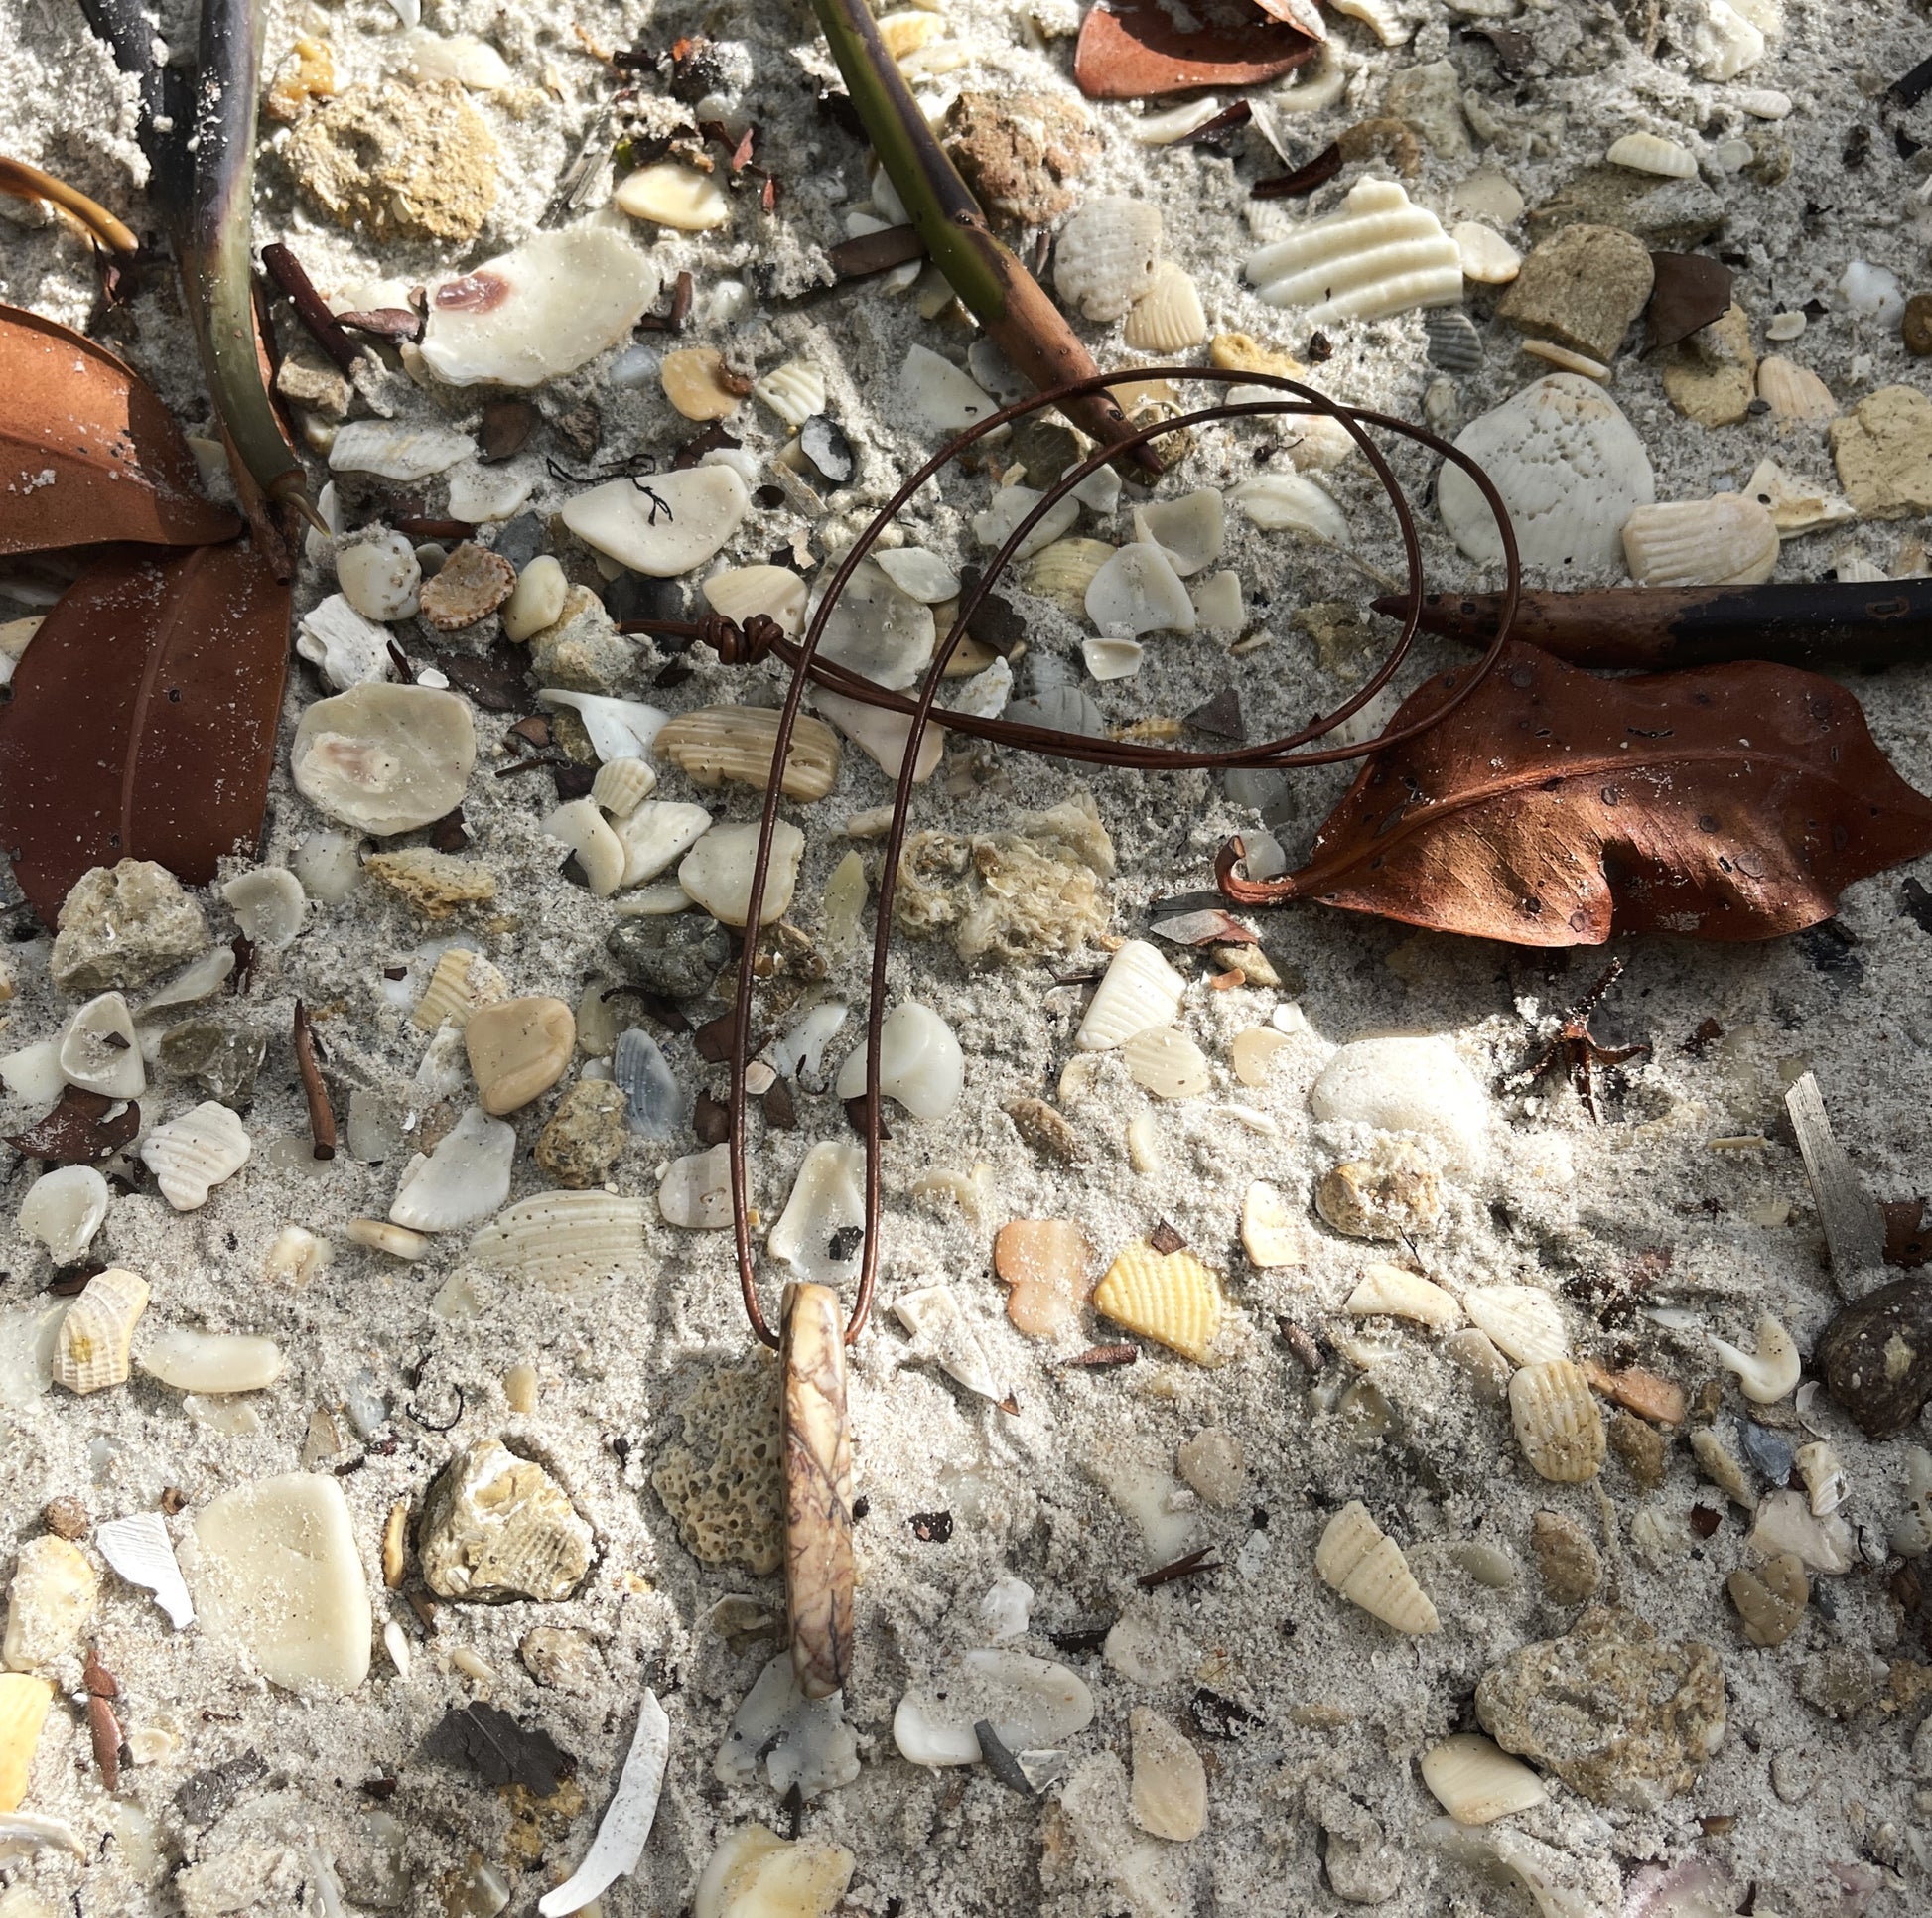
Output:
[781, 1280, 856, 1699]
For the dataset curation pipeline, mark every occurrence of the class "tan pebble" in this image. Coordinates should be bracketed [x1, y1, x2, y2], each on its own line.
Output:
[41, 1498, 89, 1543]
[1690, 1427, 1756, 1509]
[0, 1672, 55, 1811]
[661, 346, 745, 422]
[1345, 1263, 1460, 1330]
[54, 1268, 148, 1395]
[363, 849, 497, 920]
[1208, 333, 1305, 379]
[1129, 1706, 1207, 1841]
[1093, 1242, 1226, 1363]
[464, 996, 575, 1115]
[502, 555, 568, 643]
[1315, 1139, 1441, 1240]
[346, 1217, 432, 1260]
[1420, 1734, 1548, 1824]
[2, 1535, 97, 1672]
[1240, 1180, 1302, 1268]
[417, 541, 516, 631]
[992, 1219, 1092, 1335]
[1176, 1429, 1245, 1507]
[382, 1500, 409, 1588]
[1758, 354, 1838, 423]
[1585, 1361, 1685, 1427]
[1509, 1360, 1605, 1483]
[505, 1361, 539, 1415]
[264, 1225, 330, 1286]
[1727, 1552, 1808, 1646]
[1230, 1026, 1292, 1086]
[1004, 1097, 1084, 1165]
[450, 1644, 494, 1684]
[1314, 1501, 1439, 1634]
[1608, 1411, 1670, 1489]
[1661, 303, 1756, 428]
[655, 706, 841, 803]
[1530, 1510, 1601, 1603]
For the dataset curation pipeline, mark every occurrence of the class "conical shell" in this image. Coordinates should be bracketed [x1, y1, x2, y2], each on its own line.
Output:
[1314, 1500, 1439, 1633]
[1606, 131, 1698, 177]
[1241, 1180, 1303, 1268]
[1077, 940, 1186, 1050]
[755, 361, 828, 428]
[1093, 1242, 1225, 1363]
[703, 565, 808, 637]
[0, 1673, 55, 1813]
[1023, 538, 1117, 616]
[1509, 1359, 1605, 1483]
[1622, 494, 1779, 586]
[1054, 196, 1163, 322]
[1421, 1735, 1548, 1824]
[655, 706, 841, 802]
[140, 1102, 252, 1211]
[1757, 355, 1837, 422]
[1121, 1027, 1211, 1099]
[1463, 1285, 1570, 1366]
[54, 1267, 149, 1394]
[1244, 179, 1462, 324]
[1124, 263, 1208, 353]
[592, 756, 657, 817]
[1345, 1264, 1461, 1330]
[467, 1192, 648, 1290]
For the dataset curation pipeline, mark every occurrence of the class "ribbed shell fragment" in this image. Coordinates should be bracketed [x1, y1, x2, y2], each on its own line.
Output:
[1244, 179, 1462, 324]
[655, 707, 841, 802]
[1314, 1501, 1439, 1633]
[1509, 1360, 1606, 1482]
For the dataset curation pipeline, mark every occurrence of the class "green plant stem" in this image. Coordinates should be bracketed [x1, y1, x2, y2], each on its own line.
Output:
[809, 0, 1156, 472]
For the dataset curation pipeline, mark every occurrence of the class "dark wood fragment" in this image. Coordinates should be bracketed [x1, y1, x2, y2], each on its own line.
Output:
[5, 1086, 140, 1164]
[828, 223, 927, 279]
[1061, 1343, 1139, 1368]
[479, 398, 538, 465]
[1148, 1219, 1186, 1255]
[292, 1001, 338, 1162]
[1252, 142, 1342, 200]
[1138, 1547, 1220, 1590]
[260, 242, 361, 374]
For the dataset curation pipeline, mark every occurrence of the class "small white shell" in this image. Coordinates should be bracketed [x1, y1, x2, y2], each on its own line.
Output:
[973, 485, 1079, 563]
[1328, 0, 1408, 43]
[503, 555, 568, 642]
[562, 466, 750, 577]
[897, 344, 997, 432]
[1606, 131, 1699, 178]
[1121, 1027, 1211, 1100]
[769, 1143, 866, 1286]
[1757, 355, 1837, 423]
[537, 1690, 672, 1918]
[754, 362, 828, 429]
[1054, 196, 1164, 323]
[1452, 223, 1521, 285]
[678, 821, 805, 926]
[94, 1512, 193, 1628]
[1244, 178, 1461, 324]
[542, 797, 627, 898]
[1189, 573, 1245, 631]
[60, 993, 144, 1098]
[614, 801, 717, 890]
[413, 946, 508, 1031]
[1710, 1312, 1801, 1403]
[222, 868, 306, 949]
[390, 29, 512, 89]
[873, 547, 960, 604]
[335, 529, 421, 621]
[1129, 98, 1225, 146]
[1691, 1427, 1756, 1509]
[389, 1104, 516, 1231]
[140, 1102, 251, 1211]
[1134, 491, 1225, 579]
[53, 1267, 148, 1394]
[1077, 940, 1186, 1051]
[703, 565, 808, 636]
[540, 690, 669, 765]
[329, 419, 474, 481]
[1463, 1286, 1570, 1365]
[1765, 310, 1807, 342]
[468, 1192, 649, 1289]
[893, 1285, 1007, 1404]
[614, 160, 731, 231]
[292, 683, 477, 835]
[834, 1002, 964, 1120]
[1509, 1360, 1605, 1483]
[345, 1217, 432, 1260]
[1081, 636, 1144, 682]
[1085, 541, 1196, 638]
[1345, 1264, 1461, 1330]
[1314, 1500, 1440, 1634]
[1420, 1735, 1548, 1825]
[20, 1164, 110, 1263]
[659, 1144, 732, 1229]
[296, 595, 393, 690]
[655, 706, 840, 801]
[592, 757, 657, 817]
[1621, 494, 1779, 587]
[1123, 262, 1208, 353]
[1228, 472, 1349, 545]
[1522, 340, 1610, 382]
[1241, 1180, 1302, 1268]
[137, 1326, 285, 1393]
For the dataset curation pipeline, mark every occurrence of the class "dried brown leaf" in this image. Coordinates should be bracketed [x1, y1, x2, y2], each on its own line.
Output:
[0, 303, 238, 556]
[5, 1086, 140, 1164]
[1074, 0, 1318, 101]
[1219, 643, 1932, 946]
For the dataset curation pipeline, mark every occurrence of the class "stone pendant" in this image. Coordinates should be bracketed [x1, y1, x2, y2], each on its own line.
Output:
[781, 1282, 855, 1700]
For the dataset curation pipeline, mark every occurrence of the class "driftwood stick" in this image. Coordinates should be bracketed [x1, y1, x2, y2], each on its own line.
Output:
[1784, 1072, 1886, 1301]
[260, 242, 362, 376]
[292, 1001, 338, 1162]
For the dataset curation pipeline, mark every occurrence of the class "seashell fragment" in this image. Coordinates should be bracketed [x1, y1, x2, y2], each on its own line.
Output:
[137, 1326, 285, 1393]
[329, 418, 474, 481]
[1024, 538, 1115, 616]
[1794, 1440, 1847, 1517]
[1121, 1027, 1211, 1099]
[1241, 1180, 1302, 1268]
[1078, 940, 1186, 1050]
[814, 688, 944, 784]
[893, 1285, 1008, 1406]
[94, 1512, 193, 1628]
[1124, 262, 1208, 353]
[537, 690, 669, 764]
[466, 997, 575, 1115]
[662, 347, 744, 422]
[894, 1649, 1094, 1767]
[1463, 1286, 1571, 1366]
[1607, 131, 1699, 178]
[1521, 340, 1610, 381]
[20, 1165, 110, 1263]
[814, 559, 937, 687]
[1441, 374, 1655, 574]
[1421, 1735, 1548, 1824]
[769, 1144, 866, 1287]
[346, 1218, 431, 1260]
[1509, 1360, 1605, 1482]
[389, 1104, 515, 1229]
[538, 1689, 671, 1917]
[1622, 494, 1779, 586]
[615, 1028, 682, 1138]
[1756, 355, 1837, 423]
[59, 993, 144, 1098]
[679, 822, 805, 926]
[1130, 1706, 1207, 1841]
[592, 756, 657, 817]
[1329, 0, 1408, 44]
[296, 595, 393, 690]
[53, 1267, 148, 1393]
[898, 344, 997, 432]
[469, 1192, 649, 1288]
[656, 707, 841, 802]
[0, 1674, 53, 1811]
[835, 1003, 964, 1120]
[264, 1226, 330, 1287]
[335, 528, 421, 622]
[141, 1103, 251, 1210]
[615, 160, 731, 231]
[614, 802, 714, 889]
[292, 684, 477, 835]
[1315, 1501, 1439, 1634]
[873, 547, 960, 604]
[755, 362, 828, 429]
[692, 1824, 853, 1918]
[1054, 196, 1163, 322]
[1452, 223, 1521, 285]
[1228, 471, 1349, 544]
[1726, 1552, 1807, 1646]
[1134, 491, 1225, 579]
[659, 1145, 732, 1229]
[1093, 1242, 1225, 1363]
[413, 945, 507, 1030]
[993, 1219, 1091, 1335]
[562, 466, 750, 577]
[543, 797, 627, 897]
[221, 868, 306, 949]
[1710, 1313, 1800, 1403]
[1346, 1264, 1461, 1330]
[973, 485, 1079, 563]
[1244, 179, 1461, 324]
[704, 566, 807, 638]
[1, 1532, 95, 1674]
[1741, 458, 1854, 538]
[503, 555, 569, 644]
[1310, 1034, 1489, 1173]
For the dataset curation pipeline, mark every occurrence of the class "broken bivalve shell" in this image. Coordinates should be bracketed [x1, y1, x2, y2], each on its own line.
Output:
[292, 684, 477, 835]
[898, 343, 997, 432]
[1094, 1242, 1226, 1363]
[137, 1326, 285, 1394]
[540, 691, 667, 765]
[468, 1192, 649, 1289]
[615, 1027, 681, 1138]
[1711, 1313, 1801, 1403]
[0, 1676, 54, 1809]
[873, 547, 960, 604]
[1452, 223, 1521, 285]
[1241, 1180, 1302, 1268]
[335, 528, 421, 621]
[1085, 541, 1195, 637]
[222, 869, 306, 949]
[543, 797, 626, 897]
[1346, 1264, 1460, 1330]
[20, 1165, 109, 1263]
[1077, 939, 1186, 1050]
[703, 565, 807, 637]
[893, 1285, 1008, 1405]
[894, 1650, 1094, 1766]
[413, 945, 507, 1030]
[1121, 1027, 1211, 1099]
[328, 418, 474, 481]
[814, 688, 944, 784]
[754, 361, 828, 429]
[1464, 1286, 1571, 1366]
[1054, 195, 1163, 322]
[614, 801, 714, 889]
[1622, 494, 1779, 587]
[1023, 538, 1115, 616]
[972, 485, 1079, 563]
[53, 1267, 148, 1394]
[655, 706, 841, 802]
[678, 822, 805, 926]
[1756, 354, 1838, 423]
[562, 465, 750, 577]
[1134, 491, 1225, 579]
[1244, 178, 1461, 324]
[692, 1825, 853, 1918]
[1124, 262, 1208, 352]
[769, 1144, 866, 1286]
[1081, 636, 1143, 682]
[389, 1104, 515, 1230]
[1509, 1360, 1605, 1482]
[141, 1103, 251, 1210]
[813, 559, 936, 688]
[715, 1653, 859, 1800]
[592, 756, 656, 817]
[1421, 1735, 1548, 1824]
[347, 1216, 430, 1259]
[1742, 458, 1855, 537]
[835, 1002, 964, 1120]
[1315, 1501, 1439, 1633]
[59, 994, 143, 1098]
[94, 1512, 193, 1628]
[296, 596, 392, 691]
[1607, 130, 1698, 177]
[1228, 471, 1349, 544]
[615, 159, 731, 230]
[659, 1144, 732, 1229]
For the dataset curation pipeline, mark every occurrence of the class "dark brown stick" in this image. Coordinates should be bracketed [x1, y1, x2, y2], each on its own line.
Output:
[1252, 141, 1342, 199]
[260, 241, 362, 377]
[292, 1001, 338, 1161]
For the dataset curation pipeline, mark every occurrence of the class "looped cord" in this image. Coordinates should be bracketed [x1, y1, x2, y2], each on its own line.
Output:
[698, 611, 785, 666]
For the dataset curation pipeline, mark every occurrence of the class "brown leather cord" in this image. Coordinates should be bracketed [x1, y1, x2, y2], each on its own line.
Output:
[622, 367, 1524, 1350]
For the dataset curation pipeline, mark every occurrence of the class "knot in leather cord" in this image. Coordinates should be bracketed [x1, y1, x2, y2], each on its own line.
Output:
[698, 612, 785, 665]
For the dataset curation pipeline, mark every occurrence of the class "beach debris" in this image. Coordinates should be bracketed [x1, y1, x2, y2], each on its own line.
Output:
[221, 869, 305, 950]
[1093, 1241, 1225, 1363]
[814, 558, 938, 687]
[1315, 1501, 1439, 1634]
[413, 947, 507, 1032]
[678, 822, 805, 926]
[468, 1191, 649, 1290]
[295, 596, 392, 693]
[1726, 1553, 1808, 1646]
[287, 80, 496, 240]
[19, 1164, 109, 1263]
[503, 556, 569, 643]
[1227, 470, 1349, 544]
[94, 1514, 192, 1628]
[1086, 543, 1195, 639]
[137, 1327, 284, 1394]
[1710, 1313, 1801, 1403]
[1452, 223, 1520, 285]
[53, 1267, 148, 1393]
[535, 1083, 629, 1190]
[610, 802, 712, 890]
[1175, 1429, 1244, 1508]
[815, 688, 944, 784]
[1, 1535, 96, 1674]
[662, 347, 744, 422]
[615, 160, 731, 231]
[892, 1286, 1008, 1407]
[328, 417, 473, 481]
[1420, 1734, 1548, 1824]
[292, 684, 476, 834]
[1309, 1035, 1488, 1172]
[465, 997, 575, 1116]
[1054, 196, 1163, 322]
[419, 1438, 593, 1603]
[656, 706, 841, 801]
[1123, 262, 1208, 353]
[1241, 1181, 1302, 1267]
[897, 344, 997, 432]
[190, 1473, 372, 1692]
[1830, 385, 1932, 518]
[1077, 940, 1185, 1050]
[1660, 302, 1756, 428]
[1622, 495, 1779, 587]
[835, 1003, 963, 1121]
[753, 361, 827, 429]
[993, 1220, 1092, 1335]
[651, 1354, 783, 1575]
[770, 1144, 866, 1287]
[1498, 225, 1654, 364]
[1243, 179, 1460, 324]
[1818, 1277, 1932, 1437]
[1345, 1265, 1460, 1331]
[715, 1654, 859, 1800]
[974, 484, 1079, 565]
[895, 1649, 1093, 1767]
[1464, 1287, 1571, 1366]
[704, 566, 807, 638]
[363, 848, 495, 920]
[562, 465, 750, 576]
[0, 1675, 53, 1812]
[390, 1104, 515, 1229]
[1756, 354, 1838, 423]
[692, 1824, 854, 1918]
[425, 1701, 572, 1793]
[1315, 1137, 1441, 1240]
[1530, 1511, 1601, 1605]
[1510, 1361, 1606, 1482]
[49, 860, 208, 995]
[591, 756, 656, 818]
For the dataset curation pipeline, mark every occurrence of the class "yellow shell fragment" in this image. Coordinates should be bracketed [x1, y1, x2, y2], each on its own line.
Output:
[1509, 1360, 1606, 1483]
[54, 1267, 149, 1395]
[655, 706, 841, 802]
[1022, 538, 1116, 616]
[615, 160, 731, 231]
[1208, 332, 1306, 379]
[1757, 355, 1837, 423]
[1093, 1242, 1226, 1363]
[1124, 261, 1208, 353]
[1345, 1263, 1461, 1330]
[1314, 1500, 1439, 1634]
[1231, 1027, 1292, 1087]
[661, 346, 744, 421]
[412, 945, 507, 1031]
[0, 1672, 55, 1811]
[1421, 1734, 1548, 1824]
